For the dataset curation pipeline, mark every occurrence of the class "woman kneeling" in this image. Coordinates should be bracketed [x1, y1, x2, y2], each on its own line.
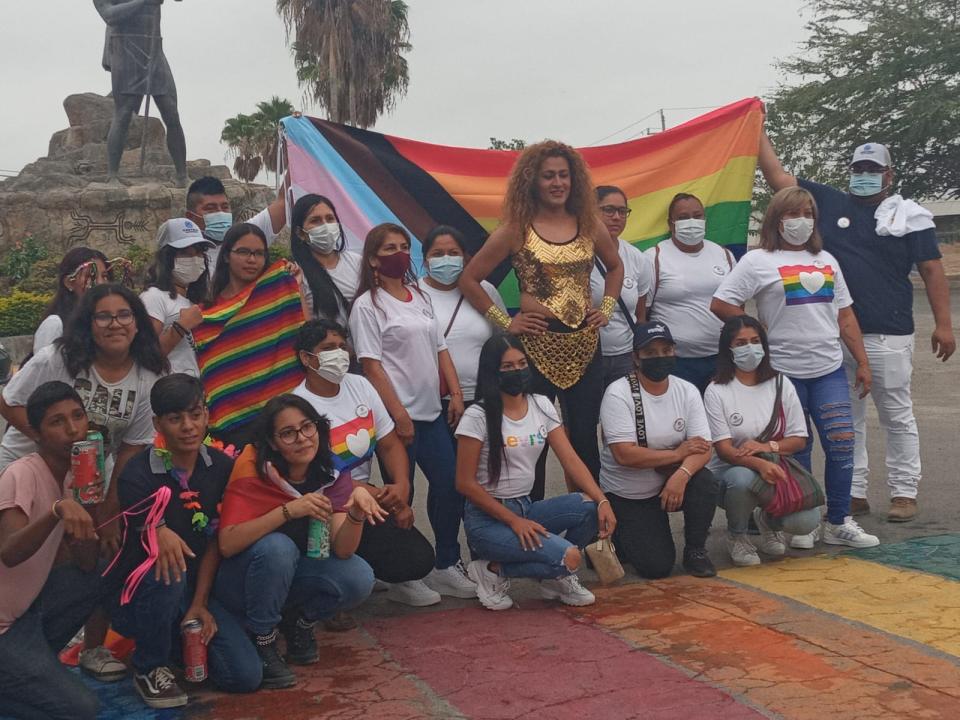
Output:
[455, 334, 616, 611]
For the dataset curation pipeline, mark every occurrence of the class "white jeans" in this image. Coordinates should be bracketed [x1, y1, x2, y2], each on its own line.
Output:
[842, 333, 920, 499]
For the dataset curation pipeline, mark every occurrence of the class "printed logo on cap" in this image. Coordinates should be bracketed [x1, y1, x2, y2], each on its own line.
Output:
[650, 324, 666, 334]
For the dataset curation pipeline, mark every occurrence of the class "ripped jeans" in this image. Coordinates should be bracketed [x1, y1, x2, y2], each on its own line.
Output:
[787, 367, 854, 524]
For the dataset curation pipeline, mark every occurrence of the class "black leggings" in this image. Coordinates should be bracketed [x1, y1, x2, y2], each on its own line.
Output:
[606, 468, 717, 579]
[355, 516, 436, 584]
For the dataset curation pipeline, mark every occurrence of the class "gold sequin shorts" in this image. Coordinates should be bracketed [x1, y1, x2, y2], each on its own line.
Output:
[522, 325, 599, 390]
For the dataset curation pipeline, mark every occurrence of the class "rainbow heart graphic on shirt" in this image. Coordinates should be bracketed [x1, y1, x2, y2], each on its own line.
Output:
[778, 264, 835, 305]
[329, 414, 378, 472]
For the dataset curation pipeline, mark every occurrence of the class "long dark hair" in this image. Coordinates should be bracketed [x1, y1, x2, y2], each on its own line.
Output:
[356, 223, 422, 310]
[254, 394, 333, 484]
[145, 245, 210, 304]
[57, 283, 168, 377]
[43, 247, 109, 321]
[208, 223, 269, 303]
[474, 332, 528, 487]
[290, 194, 348, 321]
[714, 315, 777, 385]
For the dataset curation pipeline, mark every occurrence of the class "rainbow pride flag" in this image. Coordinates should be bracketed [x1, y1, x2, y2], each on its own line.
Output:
[280, 97, 761, 305]
[194, 262, 305, 436]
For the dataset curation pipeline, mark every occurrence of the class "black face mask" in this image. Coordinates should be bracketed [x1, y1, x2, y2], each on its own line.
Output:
[499, 367, 531, 396]
[639, 356, 675, 382]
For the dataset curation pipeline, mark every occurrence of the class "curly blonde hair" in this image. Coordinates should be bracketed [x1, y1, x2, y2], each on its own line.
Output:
[502, 140, 601, 240]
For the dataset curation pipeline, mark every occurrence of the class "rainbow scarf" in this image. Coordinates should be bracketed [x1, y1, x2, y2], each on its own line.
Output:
[279, 98, 761, 306]
[194, 262, 305, 436]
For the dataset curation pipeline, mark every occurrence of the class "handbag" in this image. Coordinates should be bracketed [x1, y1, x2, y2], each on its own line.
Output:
[626, 372, 679, 478]
[585, 538, 625, 585]
[438, 294, 466, 398]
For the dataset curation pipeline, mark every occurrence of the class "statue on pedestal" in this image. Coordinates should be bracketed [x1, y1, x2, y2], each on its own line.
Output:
[93, 0, 187, 185]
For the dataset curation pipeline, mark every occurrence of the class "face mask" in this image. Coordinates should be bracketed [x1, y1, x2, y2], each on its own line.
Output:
[849, 172, 885, 197]
[499, 367, 531, 396]
[781, 217, 814, 247]
[673, 218, 706, 246]
[306, 223, 341, 254]
[377, 251, 411, 279]
[732, 343, 765, 372]
[427, 255, 464, 285]
[639, 355, 675, 382]
[172, 256, 206, 286]
[202, 212, 233, 243]
[306, 348, 350, 384]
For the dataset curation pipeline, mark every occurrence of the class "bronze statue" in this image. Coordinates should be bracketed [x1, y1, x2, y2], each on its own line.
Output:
[94, 0, 187, 185]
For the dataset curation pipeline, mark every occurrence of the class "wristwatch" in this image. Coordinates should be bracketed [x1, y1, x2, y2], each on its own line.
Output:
[768, 440, 780, 453]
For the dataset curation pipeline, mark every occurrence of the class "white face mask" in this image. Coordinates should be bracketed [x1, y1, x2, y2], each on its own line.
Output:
[731, 343, 765, 372]
[172, 256, 206, 286]
[306, 223, 341, 254]
[673, 218, 706, 246]
[306, 348, 350, 384]
[781, 217, 815, 247]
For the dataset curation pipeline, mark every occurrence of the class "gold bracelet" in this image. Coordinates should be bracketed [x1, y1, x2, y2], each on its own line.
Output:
[485, 305, 511, 330]
[600, 296, 617, 320]
[281, 503, 292, 522]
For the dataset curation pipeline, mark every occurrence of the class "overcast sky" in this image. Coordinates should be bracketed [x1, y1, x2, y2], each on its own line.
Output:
[0, 1, 810, 177]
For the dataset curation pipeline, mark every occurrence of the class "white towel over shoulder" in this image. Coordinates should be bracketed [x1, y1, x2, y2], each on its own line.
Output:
[874, 195, 936, 237]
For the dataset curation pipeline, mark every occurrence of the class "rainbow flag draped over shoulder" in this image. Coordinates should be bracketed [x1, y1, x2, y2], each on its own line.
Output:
[193, 262, 305, 436]
[280, 97, 761, 306]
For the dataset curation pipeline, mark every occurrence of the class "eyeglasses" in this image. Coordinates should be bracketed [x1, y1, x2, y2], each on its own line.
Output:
[275, 420, 319, 445]
[231, 248, 267, 260]
[93, 310, 135, 328]
[600, 205, 631, 218]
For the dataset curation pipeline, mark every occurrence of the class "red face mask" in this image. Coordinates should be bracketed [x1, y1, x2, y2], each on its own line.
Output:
[377, 251, 411, 279]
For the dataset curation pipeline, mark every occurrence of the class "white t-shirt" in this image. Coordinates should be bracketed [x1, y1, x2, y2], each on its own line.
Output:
[599, 375, 712, 500]
[206, 207, 278, 272]
[455, 394, 562, 499]
[300, 251, 363, 327]
[420, 280, 507, 401]
[32, 315, 63, 355]
[140, 287, 200, 377]
[293, 375, 395, 483]
[645, 239, 734, 358]
[349, 287, 446, 422]
[0, 345, 159, 471]
[703, 376, 808, 473]
[591, 240, 654, 356]
[712, 249, 853, 379]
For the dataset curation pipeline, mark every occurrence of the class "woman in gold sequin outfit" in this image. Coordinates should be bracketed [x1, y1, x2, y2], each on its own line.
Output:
[460, 141, 623, 497]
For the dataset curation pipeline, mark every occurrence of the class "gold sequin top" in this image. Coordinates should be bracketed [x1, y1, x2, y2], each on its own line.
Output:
[512, 226, 594, 328]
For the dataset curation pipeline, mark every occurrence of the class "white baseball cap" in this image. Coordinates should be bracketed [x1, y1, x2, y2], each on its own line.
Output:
[850, 143, 891, 168]
[156, 218, 214, 250]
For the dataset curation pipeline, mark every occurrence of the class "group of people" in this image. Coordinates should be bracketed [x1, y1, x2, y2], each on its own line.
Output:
[0, 122, 953, 718]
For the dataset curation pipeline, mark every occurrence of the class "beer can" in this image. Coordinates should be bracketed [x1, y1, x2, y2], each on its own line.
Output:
[306, 518, 330, 559]
[71, 441, 105, 505]
[86, 430, 107, 495]
[182, 620, 208, 683]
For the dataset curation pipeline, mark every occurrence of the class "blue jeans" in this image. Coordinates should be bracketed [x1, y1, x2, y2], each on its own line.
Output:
[111, 572, 262, 692]
[0, 564, 106, 720]
[787, 367, 854, 524]
[672, 355, 718, 394]
[464, 494, 598, 579]
[213, 533, 374, 636]
[716, 465, 822, 535]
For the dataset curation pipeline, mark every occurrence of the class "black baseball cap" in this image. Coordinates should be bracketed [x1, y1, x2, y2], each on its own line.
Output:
[633, 321, 675, 350]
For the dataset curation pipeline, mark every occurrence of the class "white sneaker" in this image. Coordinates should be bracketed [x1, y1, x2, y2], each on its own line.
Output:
[385, 579, 442, 607]
[79, 645, 127, 682]
[465, 560, 513, 611]
[752, 508, 786, 556]
[789, 525, 821, 550]
[423, 561, 478, 599]
[540, 574, 596, 606]
[823, 516, 880, 548]
[373, 579, 390, 592]
[726, 533, 761, 567]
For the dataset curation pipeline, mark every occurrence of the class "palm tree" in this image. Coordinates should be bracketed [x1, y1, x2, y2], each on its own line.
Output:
[276, 0, 412, 128]
[254, 97, 296, 175]
[220, 114, 263, 183]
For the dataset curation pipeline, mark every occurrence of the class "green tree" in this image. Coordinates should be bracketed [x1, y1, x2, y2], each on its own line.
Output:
[221, 113, 265, 183]
[765, 0, 960, 199]
[255, 96, 296, 174]
[276, 0, 411, 129]
[488, 138, 526, 151]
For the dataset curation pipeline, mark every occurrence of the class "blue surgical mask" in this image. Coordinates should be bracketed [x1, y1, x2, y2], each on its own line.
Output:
[203, 212, 233, 243]
[849, 173, 884, 197]
[426, 255, 464, 286]
[732, 343, 765, 372]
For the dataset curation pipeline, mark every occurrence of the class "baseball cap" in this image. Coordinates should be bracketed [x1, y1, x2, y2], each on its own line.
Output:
[156, 218, 213, 250]
[633, 321, 675, 350]
[850, 143, 891, 168]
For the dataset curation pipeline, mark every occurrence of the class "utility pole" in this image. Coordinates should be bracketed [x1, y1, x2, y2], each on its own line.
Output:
[659, 109, 666, 133]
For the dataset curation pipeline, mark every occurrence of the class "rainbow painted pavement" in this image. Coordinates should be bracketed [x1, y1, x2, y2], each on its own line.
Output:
[48, 534, 960, 719]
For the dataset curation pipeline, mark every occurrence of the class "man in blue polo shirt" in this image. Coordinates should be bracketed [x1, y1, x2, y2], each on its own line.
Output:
[759, 131, 955, 523]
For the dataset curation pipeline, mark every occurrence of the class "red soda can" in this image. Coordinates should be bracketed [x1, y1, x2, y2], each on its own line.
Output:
[71, 441, 105, 505]
[182, 620, 208, 683]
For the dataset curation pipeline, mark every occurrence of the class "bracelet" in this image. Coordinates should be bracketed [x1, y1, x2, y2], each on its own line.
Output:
[281, 503, 291, 522]
[172, 321, 188, 338]
[596, 499, 610, 510]
[52, 499, 63, 520]
[677, 466, 693, 479]
[347, 511, 364, 525]
[600, 296, 617, 320]
[485, 305, 511, 330]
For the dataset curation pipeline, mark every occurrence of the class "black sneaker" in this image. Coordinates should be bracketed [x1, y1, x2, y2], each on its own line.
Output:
[253, 629, 297, 689]
[682, 546, 717, 578]
[280, 612, 319, 665]
[133, 666, 188, 709]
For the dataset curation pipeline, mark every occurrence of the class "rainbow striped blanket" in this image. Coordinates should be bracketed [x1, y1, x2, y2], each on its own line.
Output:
[194, 262, 305, 436]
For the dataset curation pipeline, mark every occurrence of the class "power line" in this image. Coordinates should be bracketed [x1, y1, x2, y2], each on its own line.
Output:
[588, 104, 724, 146]
[586, 110, 660, 146]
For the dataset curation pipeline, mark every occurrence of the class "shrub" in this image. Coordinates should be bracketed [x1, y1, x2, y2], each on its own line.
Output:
[0, 291, 52, 337]
[18, 257, 61, 294]
[0, 236, 49, 284]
